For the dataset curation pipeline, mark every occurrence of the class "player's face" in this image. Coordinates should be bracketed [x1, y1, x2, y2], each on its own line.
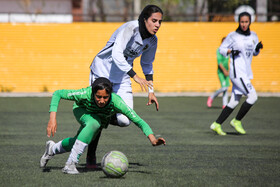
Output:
[144, 12, 163, 35]
[94, 89, 110, 108]
[239, 16, 250, 31]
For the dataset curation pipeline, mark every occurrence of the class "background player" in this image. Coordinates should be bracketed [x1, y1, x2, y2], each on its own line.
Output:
[207, 37, 230, 109]
[210, 12, 263, 135]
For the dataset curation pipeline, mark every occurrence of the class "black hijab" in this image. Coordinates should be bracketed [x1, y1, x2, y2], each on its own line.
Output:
[138, 5, 163, 40]
[236, 12, 251, 36]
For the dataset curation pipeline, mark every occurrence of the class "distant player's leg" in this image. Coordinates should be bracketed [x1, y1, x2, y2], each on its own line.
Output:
[230, 78, 257, 134]
[207, 73, 228, 108]
[210, 84, 242, 135]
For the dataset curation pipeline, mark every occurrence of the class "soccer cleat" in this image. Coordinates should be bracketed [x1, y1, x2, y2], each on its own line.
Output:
[62, 162, 79, 174]
[40, 140, 55, 168]
[207, 97, 213, 108]
[86, 156, 98, 169]
[230, 118, 246, 134]
[210, 122, 226, 135]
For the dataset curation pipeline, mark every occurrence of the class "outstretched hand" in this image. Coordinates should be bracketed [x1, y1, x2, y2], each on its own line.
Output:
[148, 134, 166, 146]
[152, 137, 166, 146]
[147, 92, 159, 111]
[133, 74, 152, 92]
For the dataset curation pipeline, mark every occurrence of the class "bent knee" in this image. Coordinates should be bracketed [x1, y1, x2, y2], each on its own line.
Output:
[227, 100, 239, 109]
[247, 92, 258, 105]
[117, 115, 131, 127]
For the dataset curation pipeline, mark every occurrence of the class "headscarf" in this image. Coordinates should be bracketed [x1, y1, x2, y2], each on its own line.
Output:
[138, 5, 163, 39]
[236, 12, 251, 36]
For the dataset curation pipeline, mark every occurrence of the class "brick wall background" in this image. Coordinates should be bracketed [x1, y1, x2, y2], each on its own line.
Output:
[0, 22, 279, 93]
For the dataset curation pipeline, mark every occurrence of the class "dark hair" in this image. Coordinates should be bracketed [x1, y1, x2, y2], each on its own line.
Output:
[138, 5, 163, 22]
[238, 12, 251, 23]
[91, 77, 113, 95]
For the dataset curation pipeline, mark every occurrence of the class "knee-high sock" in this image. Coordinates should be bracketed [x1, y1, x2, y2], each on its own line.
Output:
[52, 140, 66, 155]
[236, 101, 253, 121]
[86, 131, 101, 160]
[216, 106, 234, 124]
[66, 139, 88, 164]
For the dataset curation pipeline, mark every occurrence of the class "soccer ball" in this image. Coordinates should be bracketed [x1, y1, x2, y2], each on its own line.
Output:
[101, 150, 129, 178]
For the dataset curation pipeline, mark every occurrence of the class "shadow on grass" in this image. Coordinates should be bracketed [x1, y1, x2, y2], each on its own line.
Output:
[42, 162, 147, 174]
[226, 132, 246, 136]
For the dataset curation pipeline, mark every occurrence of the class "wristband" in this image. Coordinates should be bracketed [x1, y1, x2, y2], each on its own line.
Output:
[148, 83, 154, 93]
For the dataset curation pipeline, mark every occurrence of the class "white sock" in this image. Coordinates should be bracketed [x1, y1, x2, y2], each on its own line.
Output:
[66, 139, 88, 164]
[52, 140, 66, 155]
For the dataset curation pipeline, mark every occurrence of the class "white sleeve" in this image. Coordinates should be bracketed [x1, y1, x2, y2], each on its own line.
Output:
[219, 33, 235, 57]
[111, 24, 134, 73]
[140, 42, 157, 75]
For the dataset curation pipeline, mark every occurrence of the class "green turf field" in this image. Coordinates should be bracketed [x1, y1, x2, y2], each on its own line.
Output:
[0, 96, 279, 186]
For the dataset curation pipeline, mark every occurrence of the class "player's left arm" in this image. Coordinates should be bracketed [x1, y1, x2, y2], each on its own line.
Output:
[141, 39, 159, 111]
[114, 95, 164, 146]
[252, 33, 263, 56]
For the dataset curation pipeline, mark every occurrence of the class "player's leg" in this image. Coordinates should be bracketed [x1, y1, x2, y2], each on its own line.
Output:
[230, 78, 257, 134]
[210, 83, 242, 135]
[40, 129, 81, 167]
[86, 71, 103, 168]
[62, 108, 101, 174]
[208, 73, 227, 108]
[86, 82, 133, 168]
[222, 76, 230, 108]
[111, 83, 133, 126]
[222, 87, 229, 108]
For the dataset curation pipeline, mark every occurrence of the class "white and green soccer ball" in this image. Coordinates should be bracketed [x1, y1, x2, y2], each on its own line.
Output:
[101, 150, 129, 178]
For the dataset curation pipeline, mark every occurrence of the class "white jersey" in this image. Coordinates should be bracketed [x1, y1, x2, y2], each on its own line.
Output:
[90, 20, 158, 84]
[219, 31, 260, 80]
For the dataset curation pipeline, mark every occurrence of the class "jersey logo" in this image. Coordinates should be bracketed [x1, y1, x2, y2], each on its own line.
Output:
[247, 83, 252, 90]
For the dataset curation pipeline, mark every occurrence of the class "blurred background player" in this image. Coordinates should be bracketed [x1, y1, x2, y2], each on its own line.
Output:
[210, 12, 263, 135]
[87, 5, 163, 168]
[40, 77, 166, 174]
[207, 37, 230, 109]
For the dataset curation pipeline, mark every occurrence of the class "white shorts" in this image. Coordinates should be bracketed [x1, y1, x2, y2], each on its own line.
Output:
[231, 77, 255, 96]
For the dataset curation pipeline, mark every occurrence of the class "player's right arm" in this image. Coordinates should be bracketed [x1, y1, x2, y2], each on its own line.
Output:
[47, 87, 90, 137]
[219, 33, 235, 57]
[47, 111, 57, 137]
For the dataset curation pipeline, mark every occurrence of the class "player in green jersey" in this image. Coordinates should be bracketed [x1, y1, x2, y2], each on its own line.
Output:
[40, 77, 166, 174]
[207, 37, 230, 109]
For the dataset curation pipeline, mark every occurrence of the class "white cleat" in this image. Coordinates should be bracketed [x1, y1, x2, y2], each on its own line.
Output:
[62, 162, 79, 174]
[40, 140, 55, 168]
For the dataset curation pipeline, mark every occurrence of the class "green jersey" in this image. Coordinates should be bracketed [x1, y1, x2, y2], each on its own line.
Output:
[216, 48, 229, 74]
[49, 86, 153, 137]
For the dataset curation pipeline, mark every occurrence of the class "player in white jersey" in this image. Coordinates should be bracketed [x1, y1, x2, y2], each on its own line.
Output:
[210, 12, 263, 135]
[87, 5, 163, 167]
